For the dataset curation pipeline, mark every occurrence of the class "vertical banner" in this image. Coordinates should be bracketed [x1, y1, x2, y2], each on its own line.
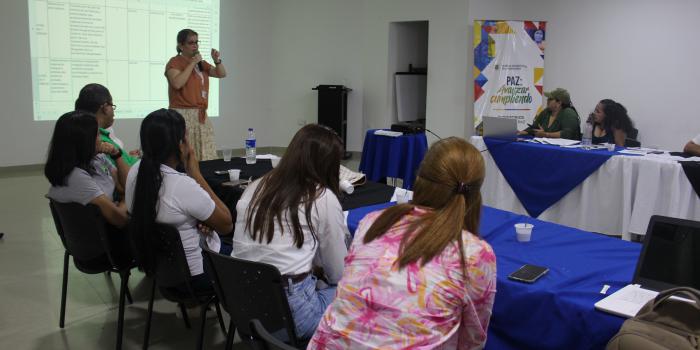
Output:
[473, 20, 546, 132]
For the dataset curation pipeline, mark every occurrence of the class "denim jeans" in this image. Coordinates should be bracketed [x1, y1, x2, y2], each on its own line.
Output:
[284, 274, 336, 339]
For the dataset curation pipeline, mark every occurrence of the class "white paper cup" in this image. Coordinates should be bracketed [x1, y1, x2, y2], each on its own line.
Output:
[606, 143, 615, 151]
[340, 179, 354, 194]
[222, 149, 232, 162]
[228, 169, 241, 181]
[514, 223, 534, 242]
[270, 156, 281, 168]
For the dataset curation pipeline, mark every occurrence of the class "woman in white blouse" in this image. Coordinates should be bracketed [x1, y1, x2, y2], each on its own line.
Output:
[126, 109, 232, 293]
[231, 124, 349, 339]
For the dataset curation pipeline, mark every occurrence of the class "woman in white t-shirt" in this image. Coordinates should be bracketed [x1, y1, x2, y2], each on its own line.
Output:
[126, 109, 232, 292]
[231, 124, 349, 339]
[45, 111, 131, 263]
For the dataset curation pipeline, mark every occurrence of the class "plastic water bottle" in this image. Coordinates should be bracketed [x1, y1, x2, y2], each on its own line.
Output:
[582, 121, 593, 147]
[245, 128, 256, 164]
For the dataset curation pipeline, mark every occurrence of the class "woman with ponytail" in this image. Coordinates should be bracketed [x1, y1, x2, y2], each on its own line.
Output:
[125, 109, 232, 291]
[309, 137, 497, 350]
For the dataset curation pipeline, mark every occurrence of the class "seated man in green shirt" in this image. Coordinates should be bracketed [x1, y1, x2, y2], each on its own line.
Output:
[75, 84, 138, 166]
[519, 88, 582, 140]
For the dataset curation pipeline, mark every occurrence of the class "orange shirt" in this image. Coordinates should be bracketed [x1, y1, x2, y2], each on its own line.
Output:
[165, 55, 213, 112]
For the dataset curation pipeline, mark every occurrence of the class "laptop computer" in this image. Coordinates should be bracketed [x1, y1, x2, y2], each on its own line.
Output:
[482, 116, 518, 140]
[594, 215, 700, 318]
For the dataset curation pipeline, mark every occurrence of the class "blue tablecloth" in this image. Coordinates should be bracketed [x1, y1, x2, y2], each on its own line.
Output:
[484, 138, 617, 217]
[358, 129, 428, 190]
[346, 204, 640, 349]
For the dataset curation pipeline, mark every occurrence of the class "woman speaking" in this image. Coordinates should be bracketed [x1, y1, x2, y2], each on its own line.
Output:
[165, 29, 227, 161]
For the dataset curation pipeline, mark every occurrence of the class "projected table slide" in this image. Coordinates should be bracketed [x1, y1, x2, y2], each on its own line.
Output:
[28, 0, 220, 121]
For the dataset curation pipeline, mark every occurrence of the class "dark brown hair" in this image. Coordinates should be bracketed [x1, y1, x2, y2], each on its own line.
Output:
[245, 124, 343, 248]
[176, 29, 198, 53]
[363, 137, 485, 269]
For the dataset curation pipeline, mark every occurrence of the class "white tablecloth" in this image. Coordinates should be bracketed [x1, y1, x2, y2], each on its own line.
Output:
[471, 136, 700, 240]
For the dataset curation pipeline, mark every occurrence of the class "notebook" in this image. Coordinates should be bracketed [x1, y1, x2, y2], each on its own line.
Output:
[482, 116, 518, 140]
[594, 215, 700, 318]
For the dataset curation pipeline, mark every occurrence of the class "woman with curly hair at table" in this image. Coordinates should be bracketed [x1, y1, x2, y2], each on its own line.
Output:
[591, 99, 635, 147]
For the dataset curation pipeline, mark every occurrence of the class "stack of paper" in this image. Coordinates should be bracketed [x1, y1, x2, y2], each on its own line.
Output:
[374, 130, 403, 137]
[531, 137, 581, 146]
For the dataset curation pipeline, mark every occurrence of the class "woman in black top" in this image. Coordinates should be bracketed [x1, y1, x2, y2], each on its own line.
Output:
[591, 99, 634, 147]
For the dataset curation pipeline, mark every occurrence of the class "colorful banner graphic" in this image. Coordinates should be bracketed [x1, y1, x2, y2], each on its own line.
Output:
[474, 20, 546, 132]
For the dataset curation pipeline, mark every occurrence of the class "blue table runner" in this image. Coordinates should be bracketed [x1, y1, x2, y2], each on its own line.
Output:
[483, 138, 615, 217]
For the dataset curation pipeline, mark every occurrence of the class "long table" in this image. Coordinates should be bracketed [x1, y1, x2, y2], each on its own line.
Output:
[347, 202, 640, 350]
[471, 136, 700, 240]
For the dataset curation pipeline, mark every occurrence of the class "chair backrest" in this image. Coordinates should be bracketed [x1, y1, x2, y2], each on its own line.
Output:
[202, 247, 299, 346]
[250, 319, 299, 350]
[625, 138, 641, 147]
[48, 199, 113, 264]
[629, 127, 639, 140]
[150, 223, 194, 290]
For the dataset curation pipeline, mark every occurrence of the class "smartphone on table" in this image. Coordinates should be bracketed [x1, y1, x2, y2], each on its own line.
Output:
[508, 264, 549, 283]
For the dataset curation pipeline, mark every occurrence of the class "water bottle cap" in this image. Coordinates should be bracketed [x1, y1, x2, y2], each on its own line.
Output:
[248, 128, 254, 131]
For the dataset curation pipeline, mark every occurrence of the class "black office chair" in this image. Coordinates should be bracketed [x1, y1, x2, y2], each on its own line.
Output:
[625, 138, 641, 147]
[202, 247, 302, 350]
[624, 127, 641, 147]
[250, 319, 300, 350]
[141, 223, 226, 350]
[628, 127, 639, 141]
[48, 199, 134, 350]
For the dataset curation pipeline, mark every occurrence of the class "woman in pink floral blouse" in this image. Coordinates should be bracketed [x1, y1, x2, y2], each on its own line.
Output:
[309, 137, 497, 350]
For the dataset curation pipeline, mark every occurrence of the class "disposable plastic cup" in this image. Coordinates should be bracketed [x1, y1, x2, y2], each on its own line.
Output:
[222, 149, 232, 162]
[228, 169, 241, 181]
[515, 223, 534, 242]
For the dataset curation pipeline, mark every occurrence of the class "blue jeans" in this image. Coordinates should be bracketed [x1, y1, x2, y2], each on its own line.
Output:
[284, 274, 336, 339]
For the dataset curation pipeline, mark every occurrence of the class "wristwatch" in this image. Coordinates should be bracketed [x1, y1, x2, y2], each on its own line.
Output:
[214, 59, 222, 65]
[110, 151, 122, 161]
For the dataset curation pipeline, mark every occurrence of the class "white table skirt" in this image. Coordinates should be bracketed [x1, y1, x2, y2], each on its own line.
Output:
[471, 136, 700, 240]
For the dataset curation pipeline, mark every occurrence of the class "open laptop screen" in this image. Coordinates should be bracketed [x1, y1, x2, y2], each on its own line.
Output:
[482, 116, 518, 140]
[634, 215, 700, 291]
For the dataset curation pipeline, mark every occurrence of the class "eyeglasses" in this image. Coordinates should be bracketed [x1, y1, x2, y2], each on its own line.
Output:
[106, 103, 116, 110]
[186, 40, 199, 45]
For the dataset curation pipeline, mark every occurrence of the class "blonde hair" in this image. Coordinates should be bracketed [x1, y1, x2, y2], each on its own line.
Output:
[363, 137, 485, 269]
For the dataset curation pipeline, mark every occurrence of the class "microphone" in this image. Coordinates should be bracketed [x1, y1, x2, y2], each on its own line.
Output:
[194, 50, 203, 71]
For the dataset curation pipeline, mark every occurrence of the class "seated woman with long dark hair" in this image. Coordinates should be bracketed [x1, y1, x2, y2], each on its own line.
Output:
[309, 137, 497, 349]
[125, 109, 232, 291]
[231, 124, 349, 339]
[46, 110, 129, 227]
[591, 99, 635, 147]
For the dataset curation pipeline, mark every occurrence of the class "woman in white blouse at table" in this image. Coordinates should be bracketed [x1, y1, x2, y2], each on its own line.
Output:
[231, 124, 349, 339]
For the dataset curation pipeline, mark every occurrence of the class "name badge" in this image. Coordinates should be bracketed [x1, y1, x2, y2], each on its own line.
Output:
[201, 90, 207, 98]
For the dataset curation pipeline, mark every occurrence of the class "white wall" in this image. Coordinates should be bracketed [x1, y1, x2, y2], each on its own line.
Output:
[3, 0, 699, 166]
[361, 0, 471, 145]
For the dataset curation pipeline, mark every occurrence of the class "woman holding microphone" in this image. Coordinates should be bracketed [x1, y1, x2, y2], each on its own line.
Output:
[165, 29, 227, 161]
